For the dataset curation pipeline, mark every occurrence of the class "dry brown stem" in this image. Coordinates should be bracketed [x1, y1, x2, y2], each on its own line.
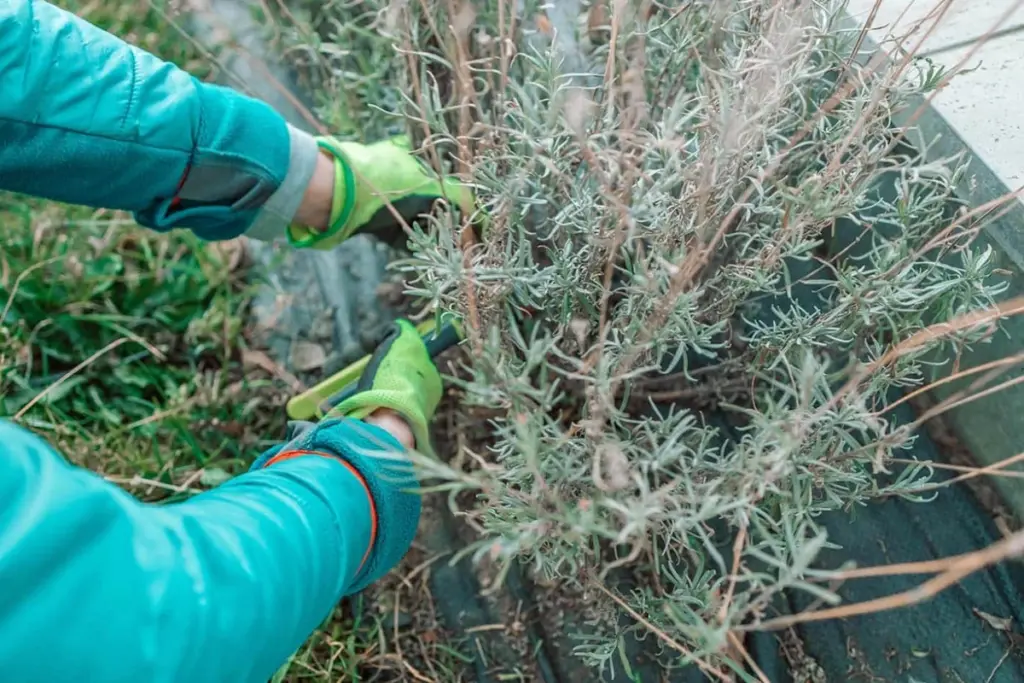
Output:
[747, 526, 1024, 631]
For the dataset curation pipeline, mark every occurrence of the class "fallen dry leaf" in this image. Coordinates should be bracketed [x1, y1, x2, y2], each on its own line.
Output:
[535, 12, 552, 35]
[974, 608, 1013, 632]
[208, 237, 248, 273]
[242, 348, 304, 391]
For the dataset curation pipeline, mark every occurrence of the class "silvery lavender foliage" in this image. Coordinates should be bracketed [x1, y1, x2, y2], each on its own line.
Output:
[308, 0, 1008, 669]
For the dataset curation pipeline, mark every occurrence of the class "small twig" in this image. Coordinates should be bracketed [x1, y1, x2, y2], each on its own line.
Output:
[164, 0, 326, 133]
[889, 458, 1024, 480]
[268, 0, 335, 80]
[178, 468, 207, 492]
[14, 337, 162, 420]
[911, 373, 1024, 431]
[889, 186, 1024, 283]
[601, 0, 621, 108]
[825, 0, 955, 179]
[816, 555, 957, 581]
[746, 527, 1024, 631]
[593, 582, 731, 682]
[237, 51, 327, 134]
[497, 0, 516, 96]
[898, 451, 1024, 496]
[829, 295, 1024, 410]
[632, 378, 750, 405]
[399, 658, 433, 683]
[1, 256, 60, 326]
[718, 522, 748, 624]
[841, 0, 882, 74]
[87, 402, 196, 445]
[144, 460, 174, 497]
[458, 221, 485, 358]
[875, 0, 1024, 184]
[391, 571, 431, 682]
[242, 348, 304, 392]
[464, 623, 506, 634]
[142, 0, 257, 97]
[599, 541, 643, 578]
[726, 631, 770, 683]
[106, 474, 203, 495]
[880, 351, 1024, 415]
[986, 649, 1011, 683]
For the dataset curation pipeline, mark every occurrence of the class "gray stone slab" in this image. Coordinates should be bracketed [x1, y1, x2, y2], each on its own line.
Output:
[184, 0, 398, 380]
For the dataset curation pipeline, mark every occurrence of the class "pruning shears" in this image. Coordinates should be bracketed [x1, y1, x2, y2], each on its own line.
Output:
[286, 316, 464, 421]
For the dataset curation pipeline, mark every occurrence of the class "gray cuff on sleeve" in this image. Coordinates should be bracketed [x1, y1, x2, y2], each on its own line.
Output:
[245, 125, 320, 242]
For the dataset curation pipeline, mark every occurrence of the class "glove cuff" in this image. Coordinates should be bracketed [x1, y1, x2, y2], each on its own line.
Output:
[253, 418, 421, 595]
[285, 137, 357, 249]
[244, 125, 322, 243]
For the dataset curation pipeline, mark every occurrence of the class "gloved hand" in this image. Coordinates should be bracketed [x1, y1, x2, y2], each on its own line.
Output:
[287, 136, 477, 251]
[325, 318, 443, 452]
[248, 319, 443, 593]
[253, 318, 444, 469]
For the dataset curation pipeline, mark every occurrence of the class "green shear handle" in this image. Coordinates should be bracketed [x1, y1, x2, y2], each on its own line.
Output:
[286, 316, 464, 421]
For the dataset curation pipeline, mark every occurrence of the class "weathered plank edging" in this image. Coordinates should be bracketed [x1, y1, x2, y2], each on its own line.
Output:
[844, 13, 1024, 517]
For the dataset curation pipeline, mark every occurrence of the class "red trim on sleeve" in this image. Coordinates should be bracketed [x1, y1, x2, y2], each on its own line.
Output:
[169, 161, 193, 210]
[262, 449, 379, 573]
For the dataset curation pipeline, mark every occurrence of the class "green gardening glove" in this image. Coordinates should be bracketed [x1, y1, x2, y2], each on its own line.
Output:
[327, 319, 443, 453]
[288, 136, 477, 251]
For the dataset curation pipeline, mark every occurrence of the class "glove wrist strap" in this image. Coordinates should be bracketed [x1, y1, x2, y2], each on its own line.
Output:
[286, 137, 356, 249]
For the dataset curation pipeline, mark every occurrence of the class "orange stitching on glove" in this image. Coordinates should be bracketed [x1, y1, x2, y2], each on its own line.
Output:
[262, 449, 378, 573]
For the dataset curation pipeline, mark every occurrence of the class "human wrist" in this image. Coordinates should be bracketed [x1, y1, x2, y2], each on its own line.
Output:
[242, 124, 323, 242]
[292, 148, 335, 231]
[365, 408, 415, 450]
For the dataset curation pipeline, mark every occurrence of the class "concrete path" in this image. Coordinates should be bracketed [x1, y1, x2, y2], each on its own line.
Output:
[847, 0, 1024, 192]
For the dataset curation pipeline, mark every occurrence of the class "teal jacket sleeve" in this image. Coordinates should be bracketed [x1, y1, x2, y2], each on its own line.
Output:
[0, 0, 318, 241]
[0, 418, 420, 683]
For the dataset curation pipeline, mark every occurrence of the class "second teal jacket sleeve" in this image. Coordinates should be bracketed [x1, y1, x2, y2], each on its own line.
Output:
[0, 0, 318, 241]
[0, 418, 421, 683]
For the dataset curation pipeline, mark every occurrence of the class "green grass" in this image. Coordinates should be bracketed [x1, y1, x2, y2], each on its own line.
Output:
[0, 4, 438, 680]
[0, 194, 281, 493]
[0, 1, 279, 499]
[0, 0, 342, 674]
